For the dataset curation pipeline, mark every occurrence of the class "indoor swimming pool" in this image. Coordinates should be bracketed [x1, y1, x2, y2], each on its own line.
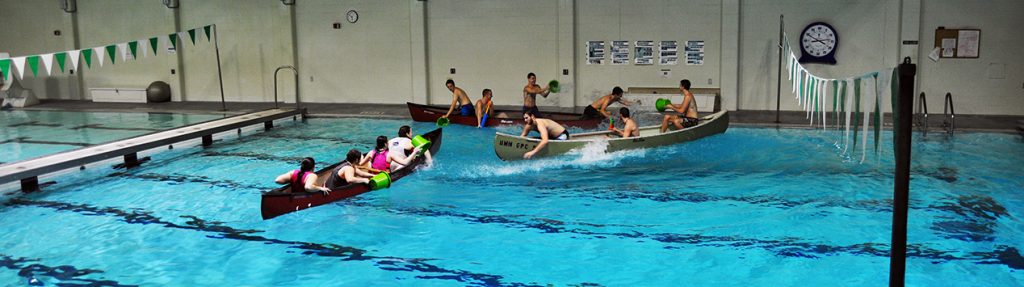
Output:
[0, 110, 225, 164]
[0, 117, 1020, 286]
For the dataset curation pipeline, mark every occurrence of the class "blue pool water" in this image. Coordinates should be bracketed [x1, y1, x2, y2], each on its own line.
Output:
[0, 117, 1021, 286]
[0, 110, 225, 163]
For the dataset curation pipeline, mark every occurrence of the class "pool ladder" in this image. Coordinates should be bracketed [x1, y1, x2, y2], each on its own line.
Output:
[915, 92, 955, 136]
[942, 92, 955, 135]
[274, 65, 300, 110]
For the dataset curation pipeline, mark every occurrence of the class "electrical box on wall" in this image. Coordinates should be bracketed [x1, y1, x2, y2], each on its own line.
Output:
[333, 23, 341, 29]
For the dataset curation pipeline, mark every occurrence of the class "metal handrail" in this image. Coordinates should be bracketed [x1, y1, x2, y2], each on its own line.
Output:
[943, 92, 955, 135]
[274, 66, 299, 110]
[915, 92, 928, 135]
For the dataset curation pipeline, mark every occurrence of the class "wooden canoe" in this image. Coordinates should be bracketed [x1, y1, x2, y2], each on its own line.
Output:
[260, 128, 443, 220]
[407, 102, 602, 128]
[493, 110, 728, 161]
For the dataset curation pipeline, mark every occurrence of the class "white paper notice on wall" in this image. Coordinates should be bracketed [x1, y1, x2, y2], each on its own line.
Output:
[928, 47, 940, 62]
[941, 38, 956, 57]
[586, 41, 605, 65]
[957, 30, 980, 58]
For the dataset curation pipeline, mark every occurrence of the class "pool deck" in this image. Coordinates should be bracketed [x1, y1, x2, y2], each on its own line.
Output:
[16, 99, 1024, 132]
[0, 107, 304, 191]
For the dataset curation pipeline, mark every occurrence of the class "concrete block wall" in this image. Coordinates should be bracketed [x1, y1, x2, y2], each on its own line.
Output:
[0, 0, 1020, 115]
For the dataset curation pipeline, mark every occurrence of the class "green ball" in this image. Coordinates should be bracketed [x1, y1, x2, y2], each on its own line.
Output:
[548, 80, 560, 93]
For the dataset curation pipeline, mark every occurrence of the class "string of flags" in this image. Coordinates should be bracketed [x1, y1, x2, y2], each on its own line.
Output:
[0, 25, 214, 82]
[783, 33, 899, 163]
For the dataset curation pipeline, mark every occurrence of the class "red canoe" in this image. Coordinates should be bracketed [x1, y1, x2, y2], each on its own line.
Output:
[406, 102, 602, 128]
[260, 128, 442, 220]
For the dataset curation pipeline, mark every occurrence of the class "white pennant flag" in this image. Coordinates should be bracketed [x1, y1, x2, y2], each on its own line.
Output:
[94, 47, 106, 67]
[877, 68, 893, 109]
[139, 39, 149, 58]
[68, 50, 80, 71]
[792, 63, 799, 95]
[178, 32, 189, 46]
[822, 79, 828, 129]
[843, 79, 854, 154]
[40, 53, 54, 76]
[117, 43, 129, 62]
[11, 57, 27, 80]
[860, 77, 874, 163]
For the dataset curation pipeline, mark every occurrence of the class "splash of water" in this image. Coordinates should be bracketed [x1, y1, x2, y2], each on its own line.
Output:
[452, 139, 648, 178]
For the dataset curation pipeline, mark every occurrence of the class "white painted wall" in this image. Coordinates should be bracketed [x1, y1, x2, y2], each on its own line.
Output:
[296, 0, 414, 104]
[76, 0, 176, 99]
[0, 0, 77, 99]
[179, 0, 293, 103]
[738, 0, 901, 112]
[426, 0, 561, 107]
[576, 0, 722, 107]
[917, 0, 1024, 115]
[1, 0, 1022, 115]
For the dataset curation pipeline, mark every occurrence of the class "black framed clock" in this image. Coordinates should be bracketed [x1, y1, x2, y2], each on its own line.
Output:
[798, 22, 838, 65]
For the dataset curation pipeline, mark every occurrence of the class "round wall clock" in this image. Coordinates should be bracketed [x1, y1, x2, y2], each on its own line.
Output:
[798, 22, 838, 65]
[346, 10, 359, 23]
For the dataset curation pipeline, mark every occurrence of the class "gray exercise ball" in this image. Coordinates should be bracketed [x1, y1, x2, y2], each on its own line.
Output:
[146, 81, 172, 103]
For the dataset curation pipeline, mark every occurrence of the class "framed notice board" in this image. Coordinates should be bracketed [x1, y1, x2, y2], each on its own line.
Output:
[934, 28, 980, 58]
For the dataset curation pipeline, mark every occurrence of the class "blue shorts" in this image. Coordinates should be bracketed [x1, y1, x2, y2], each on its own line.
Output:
[460, 104, 474, 116]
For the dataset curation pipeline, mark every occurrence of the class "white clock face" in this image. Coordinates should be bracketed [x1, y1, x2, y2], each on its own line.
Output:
[346, 10, 358, 23]
[801, 24, 836, 57]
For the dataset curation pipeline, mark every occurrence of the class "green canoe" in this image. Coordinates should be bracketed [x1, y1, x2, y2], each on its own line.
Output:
[493, 110, 729, 161]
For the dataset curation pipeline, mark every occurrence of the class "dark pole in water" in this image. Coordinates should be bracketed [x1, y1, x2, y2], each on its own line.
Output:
[775, 15, 784, 124]
[890, 57, 916, 287]
[214, 24, 227, 111]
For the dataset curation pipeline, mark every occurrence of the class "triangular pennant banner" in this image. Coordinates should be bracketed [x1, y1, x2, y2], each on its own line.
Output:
[0, 59, 10, 82]
[68, 50, 80, 71]
[40, 53, 54, 76]
[94, 47, 106, 67]
[81, 49, 93, 68]
[129, 41, 139, 59]
[55, 52, 67, 72]
[168, 34, 178, 50]
[111, 44, 124, 63]
[11, 57, 26, 80]
[149, 37, 160, 55]
[27, 55, 40, 77]
[177, 32, 189, 46]
[188, 29, 197, 45]
[204, 25, 212, 42]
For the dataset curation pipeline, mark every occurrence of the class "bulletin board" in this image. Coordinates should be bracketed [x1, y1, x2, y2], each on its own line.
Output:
[934, 28, 980, 58]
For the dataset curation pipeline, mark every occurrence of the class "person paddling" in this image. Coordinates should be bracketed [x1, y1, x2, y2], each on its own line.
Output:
[274, 157, 331, 194]
[520, 110, 569, 159]
[475, 89, 494, 127]
[441, 79, 474, 120]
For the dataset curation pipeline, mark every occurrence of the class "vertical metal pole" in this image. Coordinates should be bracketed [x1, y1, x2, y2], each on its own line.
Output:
[775, 15, 784, 123]
[890, 57, 916, 287]
[214, 24, 227, 111]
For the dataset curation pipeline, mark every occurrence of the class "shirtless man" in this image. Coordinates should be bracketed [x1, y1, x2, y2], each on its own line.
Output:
[475, 89, 494, 127]
[660, 79, 700, 133]
[611, 107, 639, 138]
[442, 79, 473, 119]
[522, 72, 550, 116]
[584, 86, 635, 119]
[520, 110, 569, 159]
